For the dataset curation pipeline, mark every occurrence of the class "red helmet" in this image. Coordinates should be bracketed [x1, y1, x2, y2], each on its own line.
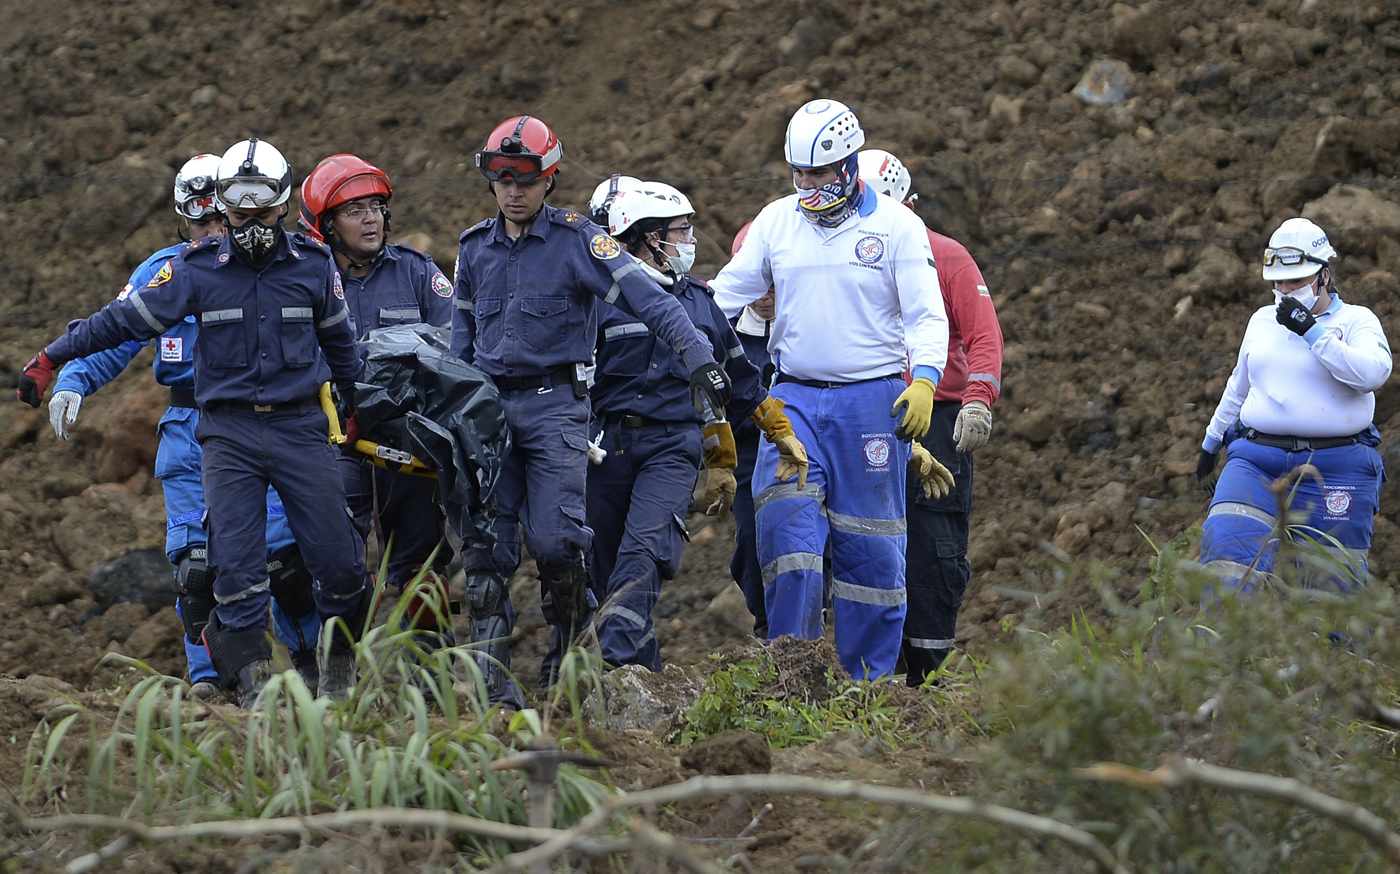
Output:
[476, 116, 562, 183]
[298, 154, 393, 243]
[731, 221, 754, 256]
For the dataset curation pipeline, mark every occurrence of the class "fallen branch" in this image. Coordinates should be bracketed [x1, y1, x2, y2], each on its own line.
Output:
[1354, 696, 1400, 731]
[1076, 758, 1400, 863]
[491, 773, 1127, 874]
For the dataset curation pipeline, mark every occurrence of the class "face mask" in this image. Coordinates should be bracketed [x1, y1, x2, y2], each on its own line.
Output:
[228, 217, 282, 268]
[1273, 279, 1318, 311]
[795, 181, 852, 227]
[666, 241, 696, 276]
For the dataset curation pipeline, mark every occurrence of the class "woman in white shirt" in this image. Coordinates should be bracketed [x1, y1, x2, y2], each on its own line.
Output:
[1196, 218, 1392, 591]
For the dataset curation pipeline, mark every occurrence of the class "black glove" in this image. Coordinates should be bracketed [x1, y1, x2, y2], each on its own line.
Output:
[689, 362, 731, 415]
[1276, 296, 1316, 337]
[1196, 449, 1219, 488]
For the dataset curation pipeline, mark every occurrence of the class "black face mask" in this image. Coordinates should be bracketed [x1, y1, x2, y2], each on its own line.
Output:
[227, 215, 283, 268]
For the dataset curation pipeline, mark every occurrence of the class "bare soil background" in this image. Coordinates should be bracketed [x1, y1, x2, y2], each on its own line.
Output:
[2, 0, 1400, 867]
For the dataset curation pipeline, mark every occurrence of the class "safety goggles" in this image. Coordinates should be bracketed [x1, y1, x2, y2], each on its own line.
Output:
[216, 175, 285, 209]
[477, 151, 546, 183]
[1262, 247, 1328, 268]
[176, 193, 221, 220]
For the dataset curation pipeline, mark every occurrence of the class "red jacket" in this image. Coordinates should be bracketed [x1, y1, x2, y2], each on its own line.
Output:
[926, 228, 1002, 407]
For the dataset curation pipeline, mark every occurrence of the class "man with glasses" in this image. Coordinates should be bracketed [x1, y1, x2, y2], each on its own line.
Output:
[18, 138, 370, 708]
[580, 182, 806, 673]
[41, 153, 322, 700]
[450, 116, 730, 705]
[299, 154, 456, 650]
[1196, 217, 1391, 591]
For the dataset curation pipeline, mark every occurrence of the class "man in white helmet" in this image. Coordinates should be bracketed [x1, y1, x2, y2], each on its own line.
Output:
[41, 154, 324, 699]
[858, 148, 1004, 685]
[577, 182, 808, 674]
[1195, 218, 1390, 591]
[18, 138, 370, 708]
[709, 99, 952, 681]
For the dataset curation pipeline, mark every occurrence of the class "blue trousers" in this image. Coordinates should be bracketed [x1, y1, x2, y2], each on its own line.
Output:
[730, 421, 768, 639]
[157, 408, 319, 681]
[902, 401, 974, 679]
[587, 421, 702, 671]
[754, 378, 910, 680]
[467, 386, 596, 686]
[1202, 437, 1382, 591]
[340, 455, 451, 587]
[196, 404, 368, 632]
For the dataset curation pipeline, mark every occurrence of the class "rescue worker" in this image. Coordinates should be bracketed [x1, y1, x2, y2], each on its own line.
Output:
[1196, 218, 1390, 590]
[47, 154, 322, 697]
[725, 222, 776, 640]
[710, 99, 952, 681]
[18, 138, 371, 708]
[586, 182, 805, 671]
[298, 154, 456, 647]
[858, 149, 1005, 685]
[451, 116, 730, 705]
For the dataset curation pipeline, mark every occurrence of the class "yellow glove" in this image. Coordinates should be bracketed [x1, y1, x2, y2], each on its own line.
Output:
[702, 467, 738, 520]
[890, 378, 936, 442]
[909, 442, 955, 500]
[702, 421, 738, 470]
[751, 396, 808, 490]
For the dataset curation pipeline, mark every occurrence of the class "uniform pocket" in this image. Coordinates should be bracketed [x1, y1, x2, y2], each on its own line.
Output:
[474, 297, 504, 352]
[521, 296, 573, 349]
[198, 308, 247, 370]
[279, 307, 316, 368]
[378, 301, 421, 326]
[598, 321, 652, 376]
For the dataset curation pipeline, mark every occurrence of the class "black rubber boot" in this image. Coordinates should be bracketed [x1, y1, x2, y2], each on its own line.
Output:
[201, 614, 274, 709]
[317, 593, 372, 703]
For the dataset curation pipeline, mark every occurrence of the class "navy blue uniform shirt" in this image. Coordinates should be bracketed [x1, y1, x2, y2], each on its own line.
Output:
[450, 204, 713, 377]
[341, 242, 453, 338]
[593, 271, 766, 424]
[46, 232, 361, 406]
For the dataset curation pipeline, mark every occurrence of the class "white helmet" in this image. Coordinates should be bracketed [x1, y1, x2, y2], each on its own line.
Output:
[1262, 217, 1337, 281]
[588, 174, 642, 224]
[607, 182, 694, 238]
[215, 138, 293, 209]
[174, 154, 224, 220]
[784, 99, 865, 168]
[857, 149, 911, 204]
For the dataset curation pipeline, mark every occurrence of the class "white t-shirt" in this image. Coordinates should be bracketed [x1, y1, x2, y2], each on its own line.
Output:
[1204, 295, 1393, 448]
[710, 190, 949, 383]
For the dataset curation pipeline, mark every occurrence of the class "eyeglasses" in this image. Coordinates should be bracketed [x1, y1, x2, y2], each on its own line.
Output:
[662, 223, 695, 242]
[339, 203, 389, 221]
[1262, 247, 1328, 268]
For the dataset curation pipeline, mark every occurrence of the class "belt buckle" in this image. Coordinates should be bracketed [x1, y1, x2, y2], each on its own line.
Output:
[253, 404, 274, 413]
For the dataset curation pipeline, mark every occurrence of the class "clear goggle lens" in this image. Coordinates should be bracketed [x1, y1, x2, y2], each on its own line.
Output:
[1262, 247, 1325, 268]
[176, 194, 221, 220]
[217, 176, 284, 208]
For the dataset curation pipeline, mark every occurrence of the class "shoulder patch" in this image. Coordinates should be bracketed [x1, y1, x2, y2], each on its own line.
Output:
[589, 233, 622, 260]
[555, 209, 584, 224]
[333, 271, 344, 300]
[146, 262, 173, 288]
[116, 282, 134, 301]
[430, 271, 453, 298]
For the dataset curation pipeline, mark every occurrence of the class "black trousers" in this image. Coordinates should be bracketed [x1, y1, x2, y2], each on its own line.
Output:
[901, 400, 974, 684]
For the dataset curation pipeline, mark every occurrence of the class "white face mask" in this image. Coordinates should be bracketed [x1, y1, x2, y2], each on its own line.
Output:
[1273, 279, 1318, 311]
[666, 241, 696, 276]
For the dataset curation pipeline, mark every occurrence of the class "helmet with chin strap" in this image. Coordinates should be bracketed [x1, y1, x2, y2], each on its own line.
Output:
[1262, 217, 1337, 281]
[476, 116, 563, 183]
[589, 174, 641, 224]
[174, 154, 224, 221]
[298, 154, 393, 245]
[215, 138, 292, 210]
[785, 99, 866, 227]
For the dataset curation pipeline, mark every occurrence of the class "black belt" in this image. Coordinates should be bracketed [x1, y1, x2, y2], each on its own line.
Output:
[775, 372, 903, 390]
[169, 386, 197, 408]
[492, 365, 576, 392]
[205, 398, 317, 414]
[1243, 429, 1361, 451]
[607, 413, 668, 428]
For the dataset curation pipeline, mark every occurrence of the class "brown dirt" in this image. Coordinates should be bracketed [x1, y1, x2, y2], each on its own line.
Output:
[3, 0, 1400, 868]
